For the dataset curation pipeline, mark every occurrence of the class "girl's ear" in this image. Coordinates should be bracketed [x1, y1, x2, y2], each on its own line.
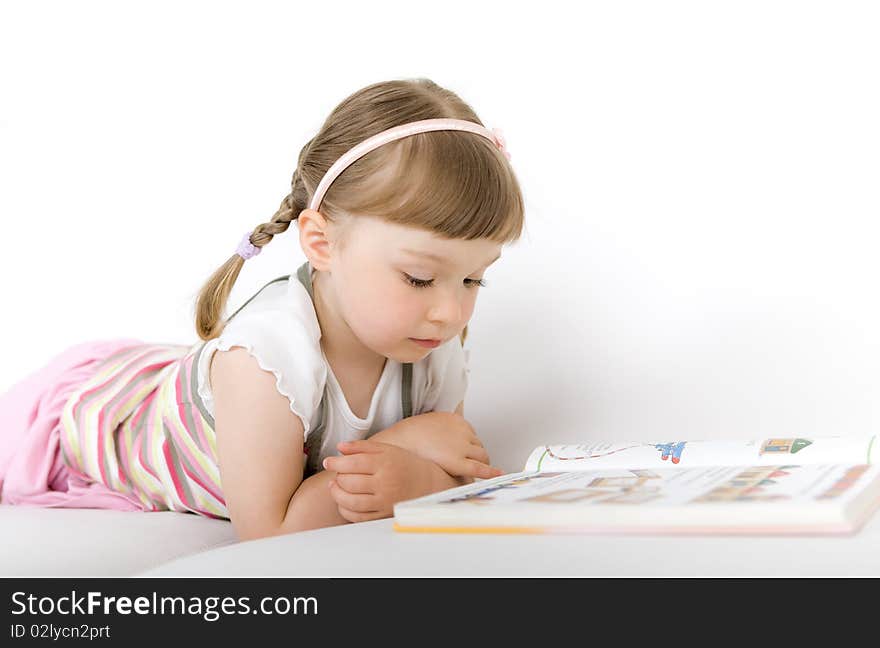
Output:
[298, 208, 332, 271]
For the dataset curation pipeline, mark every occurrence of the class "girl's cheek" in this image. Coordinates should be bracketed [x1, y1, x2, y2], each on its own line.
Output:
[387, 296, 418, 324]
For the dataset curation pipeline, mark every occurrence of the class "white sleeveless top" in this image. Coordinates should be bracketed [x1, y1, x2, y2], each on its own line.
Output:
[193, 265, 470, 470]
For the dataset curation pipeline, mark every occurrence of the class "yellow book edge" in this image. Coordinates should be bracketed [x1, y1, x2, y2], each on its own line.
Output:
[393, 523, 547, 534]
[392, 519, 869, 536]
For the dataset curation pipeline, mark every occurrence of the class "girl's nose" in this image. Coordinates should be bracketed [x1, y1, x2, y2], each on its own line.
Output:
[428, 287, 463, 324]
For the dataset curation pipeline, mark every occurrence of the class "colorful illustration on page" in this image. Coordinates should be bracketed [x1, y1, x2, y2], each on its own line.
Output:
[759, 438, 812, 455]
[523, 469, 664, 505]
[440, 473, 561, 506]
[654, 441, 687, 464]
[691, 465, 799, 503]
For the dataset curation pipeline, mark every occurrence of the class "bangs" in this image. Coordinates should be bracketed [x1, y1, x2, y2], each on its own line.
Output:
[333, 129, 523, 243]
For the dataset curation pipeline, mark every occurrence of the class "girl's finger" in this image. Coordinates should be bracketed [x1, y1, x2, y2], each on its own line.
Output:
[329, 481, 380, 513]
[334, 472, 375, 495]
[323, 453, 375, 475]
[459, 459, 505, 480]
[465, 444, 491, 465]
[337, 439, 386, 455]
[337, 506, 381, 524]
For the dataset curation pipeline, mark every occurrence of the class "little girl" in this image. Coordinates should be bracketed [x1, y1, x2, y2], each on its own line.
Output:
[0, 78, 524, 540]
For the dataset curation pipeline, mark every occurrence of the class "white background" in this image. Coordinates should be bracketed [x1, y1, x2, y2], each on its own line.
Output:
[1, 1, 878, 473]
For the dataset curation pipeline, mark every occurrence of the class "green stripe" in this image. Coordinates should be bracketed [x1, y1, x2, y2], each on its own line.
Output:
[537, 448, 548, 472]
[868, 435, 876, 464]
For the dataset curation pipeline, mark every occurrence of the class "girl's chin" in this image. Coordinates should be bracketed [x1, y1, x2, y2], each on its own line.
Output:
[385, 341, 434, 363]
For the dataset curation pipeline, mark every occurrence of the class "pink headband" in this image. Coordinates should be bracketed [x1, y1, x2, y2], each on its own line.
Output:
[236, 117, 510, 261]
[308, 117, 510, 212]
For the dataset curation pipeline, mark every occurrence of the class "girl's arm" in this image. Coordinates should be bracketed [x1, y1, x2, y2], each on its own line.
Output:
[276, 468, 349, 534]
[213, 347, 350, 540]
[212, 348, 449, 538]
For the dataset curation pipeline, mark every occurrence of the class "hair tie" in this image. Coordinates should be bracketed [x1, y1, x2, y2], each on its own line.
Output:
[235, 231, 261, 260]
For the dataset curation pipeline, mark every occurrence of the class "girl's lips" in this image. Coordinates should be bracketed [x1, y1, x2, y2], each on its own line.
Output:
[410, 338, 441, 348]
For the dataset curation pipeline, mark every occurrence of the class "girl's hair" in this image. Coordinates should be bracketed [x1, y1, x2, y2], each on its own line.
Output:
[194, 77, 525, 347]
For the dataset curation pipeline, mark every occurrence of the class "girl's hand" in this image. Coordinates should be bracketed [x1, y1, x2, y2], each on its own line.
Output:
[323, 439, 447, 523]
[370, 411, 505, 481]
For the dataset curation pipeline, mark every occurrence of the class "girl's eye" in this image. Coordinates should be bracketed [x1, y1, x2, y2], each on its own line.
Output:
[403, 273, 487, 289]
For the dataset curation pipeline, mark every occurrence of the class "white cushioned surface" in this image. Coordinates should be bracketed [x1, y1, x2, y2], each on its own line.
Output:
[0, 506, 237, 577]
[136, 514, 880, 578]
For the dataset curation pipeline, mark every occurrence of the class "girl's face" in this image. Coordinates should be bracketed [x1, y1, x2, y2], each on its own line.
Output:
[303, 211, 502, 364]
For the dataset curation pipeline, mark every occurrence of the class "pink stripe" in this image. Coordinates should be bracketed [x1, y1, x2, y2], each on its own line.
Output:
[117, 426, 134, 488]
[95, 406, 109, 485]
[144, 391, 163, 482]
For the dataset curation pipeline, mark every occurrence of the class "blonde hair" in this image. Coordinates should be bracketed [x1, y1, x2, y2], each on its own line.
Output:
[194, 77, 525, 347]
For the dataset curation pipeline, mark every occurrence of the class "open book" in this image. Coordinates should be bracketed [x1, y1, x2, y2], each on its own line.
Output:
[393, 434, 880, 535]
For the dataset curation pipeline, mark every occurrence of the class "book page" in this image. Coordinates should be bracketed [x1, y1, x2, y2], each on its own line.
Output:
[523, 434, 878, 472]
[416, 463, 878, 511]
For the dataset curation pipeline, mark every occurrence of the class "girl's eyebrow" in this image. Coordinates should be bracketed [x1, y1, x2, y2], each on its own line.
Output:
[400, 249, 502, 266]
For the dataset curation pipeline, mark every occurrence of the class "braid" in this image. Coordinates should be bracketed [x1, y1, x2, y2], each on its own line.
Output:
[247, 170, 307, 252]
[193, 168, 310, 341]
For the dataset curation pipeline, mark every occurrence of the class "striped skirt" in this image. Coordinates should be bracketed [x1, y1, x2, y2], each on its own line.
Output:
[0, 339, 228, 519]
